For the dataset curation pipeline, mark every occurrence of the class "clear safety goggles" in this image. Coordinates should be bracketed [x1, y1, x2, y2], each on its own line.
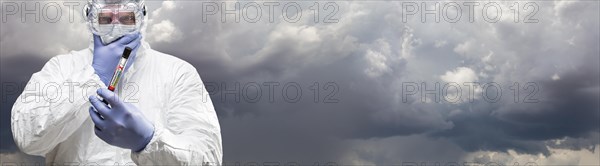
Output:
[84, 2, 146, 36]
[98, 9, 136, 25]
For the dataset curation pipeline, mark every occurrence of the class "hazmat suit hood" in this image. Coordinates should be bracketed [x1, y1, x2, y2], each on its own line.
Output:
[86, 0, 150, 75]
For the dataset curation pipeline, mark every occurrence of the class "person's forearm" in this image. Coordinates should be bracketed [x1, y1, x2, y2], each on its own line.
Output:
[12, 57, 104, 156]
[130, 123, 222, 165]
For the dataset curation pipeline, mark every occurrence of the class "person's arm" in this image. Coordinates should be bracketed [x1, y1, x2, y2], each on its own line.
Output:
[11, 54, 104, 156]
[131, 63, 223, 165]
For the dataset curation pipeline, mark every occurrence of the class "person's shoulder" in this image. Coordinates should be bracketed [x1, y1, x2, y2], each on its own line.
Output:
[50, 48, 91, 63]
[44, 48, 92, 71]
[149, 49, 198, 73]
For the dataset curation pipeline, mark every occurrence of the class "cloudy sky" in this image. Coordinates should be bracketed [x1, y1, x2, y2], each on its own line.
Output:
[1, 0, 599, 165]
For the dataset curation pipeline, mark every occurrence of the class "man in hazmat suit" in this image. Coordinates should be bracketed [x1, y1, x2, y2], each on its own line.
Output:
[10, 0, 223, 165]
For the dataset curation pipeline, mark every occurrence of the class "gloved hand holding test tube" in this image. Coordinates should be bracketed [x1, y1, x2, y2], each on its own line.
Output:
[101, 47, 132, 105]
[90, 46, 155, 152]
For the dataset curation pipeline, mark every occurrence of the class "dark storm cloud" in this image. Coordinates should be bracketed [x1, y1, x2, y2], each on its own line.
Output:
[0, 55, 49, 152]
[499, 72, 600, 141]
[428, 67, 600, 155]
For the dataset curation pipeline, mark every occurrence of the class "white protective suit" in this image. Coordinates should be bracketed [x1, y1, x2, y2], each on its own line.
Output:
[11, 39, 223, 165]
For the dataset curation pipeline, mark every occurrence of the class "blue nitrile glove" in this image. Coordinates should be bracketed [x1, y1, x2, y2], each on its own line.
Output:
[89, 88, 154, 152]
[92, 33, 142, 86]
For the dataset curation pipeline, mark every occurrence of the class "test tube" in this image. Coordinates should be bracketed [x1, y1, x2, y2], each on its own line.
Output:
[108, 47, 132, 91]
[102, 47, 132, 105]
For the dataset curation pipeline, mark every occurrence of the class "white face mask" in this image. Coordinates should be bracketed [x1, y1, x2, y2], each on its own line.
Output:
[98, 24, 137, 44]
[100, 33, 121, 45]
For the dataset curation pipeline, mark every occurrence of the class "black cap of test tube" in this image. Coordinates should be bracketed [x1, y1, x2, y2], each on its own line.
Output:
[122, 47, 132, 59]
